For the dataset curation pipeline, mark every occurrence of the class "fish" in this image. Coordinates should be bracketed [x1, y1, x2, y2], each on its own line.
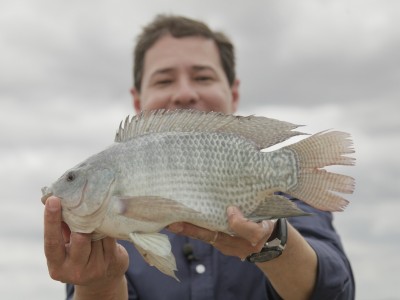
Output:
[41, 109, 355, 280]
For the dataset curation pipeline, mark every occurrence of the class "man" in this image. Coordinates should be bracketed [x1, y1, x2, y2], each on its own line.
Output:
[44, 15, 355, 299]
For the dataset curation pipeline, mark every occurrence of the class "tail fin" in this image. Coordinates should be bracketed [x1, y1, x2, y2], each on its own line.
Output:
[285, 131, 355, 211]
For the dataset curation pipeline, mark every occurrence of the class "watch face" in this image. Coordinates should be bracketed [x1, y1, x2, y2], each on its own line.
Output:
[261, 250, 281, 261]
[247, 248, 282, 263]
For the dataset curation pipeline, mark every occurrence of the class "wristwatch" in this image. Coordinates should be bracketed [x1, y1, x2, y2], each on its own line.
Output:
[246, 218, 287, 263]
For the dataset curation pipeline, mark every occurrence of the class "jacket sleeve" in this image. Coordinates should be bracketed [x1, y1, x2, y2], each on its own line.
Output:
[289, 199, 355, 300]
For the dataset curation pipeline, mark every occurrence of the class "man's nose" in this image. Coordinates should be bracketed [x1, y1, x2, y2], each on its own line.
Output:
[171, 80, 199, 108]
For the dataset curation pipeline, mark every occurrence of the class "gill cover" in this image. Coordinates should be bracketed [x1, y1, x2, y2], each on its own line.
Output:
[52, 166, 115, 217]
[72, 167, 115, 216]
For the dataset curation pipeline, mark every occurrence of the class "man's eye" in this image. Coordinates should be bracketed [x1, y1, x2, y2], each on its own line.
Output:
[196, 76, 212, 82]
[156, 79, 172, 85]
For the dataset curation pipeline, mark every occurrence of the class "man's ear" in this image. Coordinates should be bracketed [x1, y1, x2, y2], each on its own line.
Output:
[231, 79, 240, 113]
[131, 88, 141, 113]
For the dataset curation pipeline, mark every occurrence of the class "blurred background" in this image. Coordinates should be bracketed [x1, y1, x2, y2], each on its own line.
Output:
[1, 0, 399, 299]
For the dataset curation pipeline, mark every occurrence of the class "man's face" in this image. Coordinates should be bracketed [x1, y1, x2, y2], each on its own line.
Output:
[132, 35, 239, 114]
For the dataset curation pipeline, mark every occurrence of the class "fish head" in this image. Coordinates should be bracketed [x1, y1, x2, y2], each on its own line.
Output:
[41, 163, 115, 217]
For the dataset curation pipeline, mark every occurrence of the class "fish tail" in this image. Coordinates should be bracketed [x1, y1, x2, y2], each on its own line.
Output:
[285, 130, 355, 211]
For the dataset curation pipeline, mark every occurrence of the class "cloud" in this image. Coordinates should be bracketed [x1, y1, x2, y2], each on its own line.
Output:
[233, 1, 400, 107]
[1, 1, 399, 299]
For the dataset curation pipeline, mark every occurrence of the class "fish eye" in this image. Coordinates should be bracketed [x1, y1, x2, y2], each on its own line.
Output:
[66, 172, 76, 182]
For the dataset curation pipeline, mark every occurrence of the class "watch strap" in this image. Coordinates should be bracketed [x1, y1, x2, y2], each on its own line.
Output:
[246, 218, 287, 263]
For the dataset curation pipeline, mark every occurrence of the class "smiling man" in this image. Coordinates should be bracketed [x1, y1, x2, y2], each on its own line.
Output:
[44, 14, 355, 300]
[132, 27, 239, 114]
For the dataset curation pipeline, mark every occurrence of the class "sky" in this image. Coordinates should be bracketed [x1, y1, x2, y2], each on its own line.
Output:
[1, 0, 399, 299]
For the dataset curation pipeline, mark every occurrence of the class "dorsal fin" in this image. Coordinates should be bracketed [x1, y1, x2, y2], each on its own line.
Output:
[114, 109, 305, 149]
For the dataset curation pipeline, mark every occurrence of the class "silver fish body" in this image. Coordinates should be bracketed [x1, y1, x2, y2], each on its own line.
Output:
[41, 109, 355, 279]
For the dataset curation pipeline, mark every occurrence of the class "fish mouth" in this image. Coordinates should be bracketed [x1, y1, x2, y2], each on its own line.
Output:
[40, 180, 88, 208]
[41, 187, 53, 204]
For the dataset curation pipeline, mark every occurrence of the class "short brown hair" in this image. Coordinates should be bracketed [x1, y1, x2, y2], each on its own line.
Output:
[133, 14, 236, 92]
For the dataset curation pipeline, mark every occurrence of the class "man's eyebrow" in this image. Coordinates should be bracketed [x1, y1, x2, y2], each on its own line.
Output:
[192, 65, 216, 72]
[150, 68, 174, 77]
[149, 65, 217, 78]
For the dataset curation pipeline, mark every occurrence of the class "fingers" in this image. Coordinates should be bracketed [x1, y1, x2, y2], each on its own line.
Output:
[168, 222, 213, 243]
[168, 221, 262, 258]
[209, 231, 219, 245]
[68, 232, 92, 266]
[44, 197, 66, 267]
[102, 237, 130, 278]
[43, 196, 129, 286]
[61, 222, 71, 243]
[102, 236, 117, 257]
[167, 206, 275, 259]
[227, 206, 273, 246]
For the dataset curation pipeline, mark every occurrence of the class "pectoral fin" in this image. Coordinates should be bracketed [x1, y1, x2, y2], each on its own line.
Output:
[117, 196, 201, 223]
[129, 232, 179, 281]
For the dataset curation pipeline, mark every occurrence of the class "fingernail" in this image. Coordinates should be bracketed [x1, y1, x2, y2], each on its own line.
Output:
[262, 220, 271, 231]
[227, 206, 236, 216]
[167, 223, 183, 233]
[46, 197, 60, 212]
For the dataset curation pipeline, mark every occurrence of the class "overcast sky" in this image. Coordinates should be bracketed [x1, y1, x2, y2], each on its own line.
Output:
[1, 1, 399, 299]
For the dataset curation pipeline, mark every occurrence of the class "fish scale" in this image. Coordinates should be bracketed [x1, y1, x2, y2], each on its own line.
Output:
[41, 109, 355, 280]
[127, 132, 261, 223]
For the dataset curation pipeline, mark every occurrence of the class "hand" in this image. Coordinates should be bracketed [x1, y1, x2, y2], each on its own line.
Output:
[167, 206, 274, 259]
[43, 196, 129, 297]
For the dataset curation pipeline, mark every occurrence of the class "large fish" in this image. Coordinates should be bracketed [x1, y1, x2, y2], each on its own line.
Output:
[41, 109, 355, 279]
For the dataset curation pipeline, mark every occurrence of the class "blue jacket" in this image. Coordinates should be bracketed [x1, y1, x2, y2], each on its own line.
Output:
[67, 200, 355, 299]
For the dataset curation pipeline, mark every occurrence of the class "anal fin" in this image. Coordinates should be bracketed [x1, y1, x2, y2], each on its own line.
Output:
[129, 232, 179, 281]
[248, 193, 311, 222]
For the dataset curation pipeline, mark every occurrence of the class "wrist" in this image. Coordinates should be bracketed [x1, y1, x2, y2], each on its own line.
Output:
[74, 275, 127, 300]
